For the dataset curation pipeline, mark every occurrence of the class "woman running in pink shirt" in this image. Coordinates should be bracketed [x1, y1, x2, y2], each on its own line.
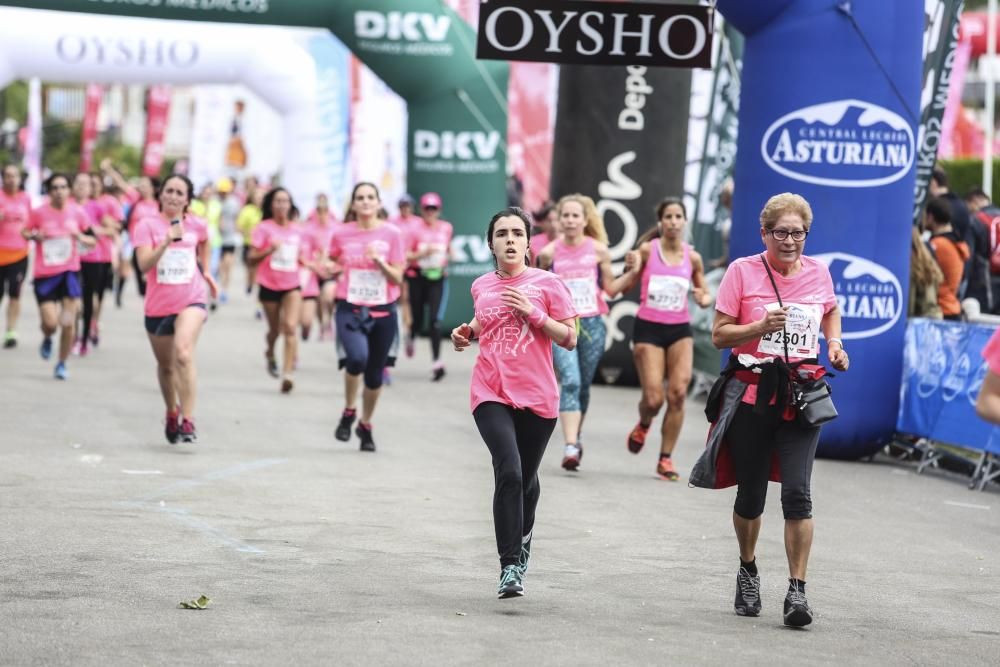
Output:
[133, 174, 217, 444]
[451, 206, 577, 599]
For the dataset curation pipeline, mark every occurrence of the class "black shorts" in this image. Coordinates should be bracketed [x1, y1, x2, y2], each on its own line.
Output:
[632, 318, 692, 349]
[34, 271, 82, 303]
[145, 303, 207, 336]
[0, 256, 28, 299]
[221, 244, 236, 255]
[241, 246, 251, 264]
[258, 285, 300, 303]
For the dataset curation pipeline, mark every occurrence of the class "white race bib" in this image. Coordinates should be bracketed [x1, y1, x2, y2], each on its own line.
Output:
[417, 243, 447, 270]
[647, 275, 689, 312]
[42, 237, 72, 266]
[271, 242, 299, 272]
[566, 277, 598, 315]
[757, 302, 822, 358]
[347, 268, 388, 305]
[156, 247, 196, 285]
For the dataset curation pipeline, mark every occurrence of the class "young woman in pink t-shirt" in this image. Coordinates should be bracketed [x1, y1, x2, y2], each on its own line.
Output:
[407, 192, 454, 381]
[248, 188, 304, 393]
[451, 206, 578, 599]
[329, 183, 406, 453]
[22, 173, 96, 380]
[77, 173, 123, 354]
[133, 174, 217, 445]
[694, 193, 849, 628]
[305, 193, 339, 341]
[0, 163, 31, 349]
[617, 198, 713, 480]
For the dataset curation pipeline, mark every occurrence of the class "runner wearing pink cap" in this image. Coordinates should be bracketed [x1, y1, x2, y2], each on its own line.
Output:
[451, 206, 577, 599]
[408, 192, 453, 381]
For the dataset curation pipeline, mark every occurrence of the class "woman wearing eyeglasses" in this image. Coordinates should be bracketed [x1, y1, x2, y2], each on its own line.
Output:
[690, 192, 849, 628]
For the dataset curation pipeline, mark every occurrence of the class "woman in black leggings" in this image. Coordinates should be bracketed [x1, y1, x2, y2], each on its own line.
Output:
[408, 192, 454, 381]
[451, 207, 577, 599]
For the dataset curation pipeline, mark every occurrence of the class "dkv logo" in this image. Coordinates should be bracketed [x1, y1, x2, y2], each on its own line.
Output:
[414, 130, 500, 161]
[761, 99, 915, 188]
[813, 252, 902, 340]
[355, 11, 450, 42]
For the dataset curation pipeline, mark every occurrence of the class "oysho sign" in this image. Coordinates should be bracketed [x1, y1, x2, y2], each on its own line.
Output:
[476, 0, 712, 68]
[813, 252, 903, 340]
[761, 99, 915, 188]
[354, 10, 453, 57]
[56, 35, 199, 67]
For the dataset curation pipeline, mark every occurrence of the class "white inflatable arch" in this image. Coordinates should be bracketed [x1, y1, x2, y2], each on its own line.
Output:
[0, 7, 324, 205]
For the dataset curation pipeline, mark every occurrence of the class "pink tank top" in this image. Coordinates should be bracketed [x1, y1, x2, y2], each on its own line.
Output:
[637, 241, 692, 325]
[551, 237, 608, 318]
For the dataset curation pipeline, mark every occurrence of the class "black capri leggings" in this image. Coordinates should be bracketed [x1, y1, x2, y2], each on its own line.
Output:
[408, 274, 445, 361]
[727, 402, 821, 521]
[80, 261, 112, 339]
[473, 401, 557, 567]
[335, 301, 398, 390]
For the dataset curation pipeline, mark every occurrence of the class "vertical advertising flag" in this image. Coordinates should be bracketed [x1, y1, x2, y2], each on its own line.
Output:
[23, 77, 41, 203]
[79, 84, 102, 173]
[306, 34, 352, 213]
[142, 85, 171, 178]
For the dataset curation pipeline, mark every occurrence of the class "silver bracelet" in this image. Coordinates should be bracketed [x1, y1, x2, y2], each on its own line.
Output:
[828, 337, 843, 347]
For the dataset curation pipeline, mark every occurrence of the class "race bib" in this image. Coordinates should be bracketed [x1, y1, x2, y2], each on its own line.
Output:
[647, 275, 689, 312]
[417, 243, 446, 270]
[757, 302, 822, 358]
[157, 247, 196, 285]
[566, 277, 598, 315]
[347, 268, 388, 305]
[42, 237, 72, 266]
[271, 242, 299, 272]
[299, 267, 313, 290]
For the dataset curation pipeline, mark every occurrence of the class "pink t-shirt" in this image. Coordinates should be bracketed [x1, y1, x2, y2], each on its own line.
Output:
[390, 214, 423, 270]
[132, 214, 209, 317]
[81, 196, 122, 264]
[530, 232, 554, 260]
[128, 199, 160, 237]
[983, 328, 1000, 375]
[298, 223, 320, 298]
[252, 219, 306, 292]
[716, 253, 837, 405]
[26, 203, 91, 277]
[470, 268, 577, 419]
[637, 242, 694, 325]
[0, 190, 31, 252]
[409, 220, 454, 274]
[328, 221, 405, 306]
[551, 237, 608, 318]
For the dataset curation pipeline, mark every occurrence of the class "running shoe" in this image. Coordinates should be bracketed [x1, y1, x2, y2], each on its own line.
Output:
[89, 324, 99, 347]
[71, 338, 82, 356]
[220, 292, 229, 305]
[179, 418, 197, 444]
[266, 355, 279, 378]
[335, 410, 356, 442]
[356, 423, 376, 452]
[517, 534, 532, 576]
[783, 580, 813, 628]
[405, 335, 415, 359]
[431, 366, 446, 382]
[3, 331, 17, 349]
[78, 341, 89, 358]
[627, 422, 649, 454]
[497, 564, 524, 599]
[734, 567, 762, 617]
[165, 411, 181, 445]
[281, 378, 294, 394]
[656, 456, 680, 481]
[53, 361, 68, 380]
[39, 336, 52, 360]
[561, 444, 582, 471]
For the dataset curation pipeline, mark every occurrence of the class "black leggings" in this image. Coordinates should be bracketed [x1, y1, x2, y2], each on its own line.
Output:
[335, 301, 398, 389]
[473, 402, 557, 567]
[408, 275, 444, 361]
[80, 262, 112, 339]
[727, 403, 821, 521]
[131, 252, 147, 296]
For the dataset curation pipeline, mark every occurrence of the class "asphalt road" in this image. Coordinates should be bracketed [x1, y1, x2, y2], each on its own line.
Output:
[1, 279, 998, 666]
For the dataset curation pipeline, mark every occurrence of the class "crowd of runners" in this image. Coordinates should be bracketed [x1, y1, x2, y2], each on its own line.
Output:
[1, 162, 849, 627]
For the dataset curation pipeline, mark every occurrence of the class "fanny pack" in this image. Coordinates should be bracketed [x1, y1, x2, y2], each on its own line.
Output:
[760, 255, 838, 428]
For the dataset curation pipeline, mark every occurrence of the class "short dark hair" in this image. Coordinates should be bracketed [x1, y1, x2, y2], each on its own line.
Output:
[965, 187, 990, 203]
[931, 166, 948, 188]
[487, 206, 532, 267]
[157, 174, 195, 215]
[44, 172, 71, 193]
[926, 196, 952, 225]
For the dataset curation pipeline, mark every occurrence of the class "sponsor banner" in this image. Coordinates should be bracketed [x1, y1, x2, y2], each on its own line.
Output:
[349, 58, 408, 214]
[550, 63, 692, 385]
[940, 38, 972, 159]
[913, 0, 964, 225]
[897, 319, 1000, 454]
[354, 9, 454, 58]
[476, 0, 712, 68]
[141, 84, 170, 177]
[718, 0, 923, 458]
[80, 83, 102, 173]
[507, 62, 557, 211]
[306, 33, 352, 213]
[23, 77, 42, 203]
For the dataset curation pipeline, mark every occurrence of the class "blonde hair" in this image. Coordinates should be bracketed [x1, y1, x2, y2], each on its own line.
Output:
[557, 193, 608, 245]
[760, 193, 813, 230]
[910, 225, 943, 288]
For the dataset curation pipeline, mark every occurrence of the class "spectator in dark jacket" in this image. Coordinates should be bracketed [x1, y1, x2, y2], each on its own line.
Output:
[931, 166, 990, 311]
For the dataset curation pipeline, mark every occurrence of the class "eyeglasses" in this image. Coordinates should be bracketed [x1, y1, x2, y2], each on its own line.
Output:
[768, 229, 809, 242]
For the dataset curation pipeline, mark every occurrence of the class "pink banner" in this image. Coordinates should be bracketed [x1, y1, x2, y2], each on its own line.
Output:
[941, 39, 972, 159]
[142, 85, 171, 178]
[79, 84, 102, 173]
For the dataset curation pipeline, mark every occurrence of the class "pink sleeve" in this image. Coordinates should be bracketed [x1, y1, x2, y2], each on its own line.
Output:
[715, 262, 743, 317]
[107, 199, 124, 221]
[132, 219, 153, 248]
[25, 209, 40, 233]
[547, 275, 578, 321]
[77, 208, 92, 231]
[251, 224, 269, 250]
[197, 219, 208, 243]
[984, 328, 1000, 375]
[328, 228, 341, 258]
[446, 223, 454, 245]
[821, 264, 837, 314]
[389, 229, 405, 264]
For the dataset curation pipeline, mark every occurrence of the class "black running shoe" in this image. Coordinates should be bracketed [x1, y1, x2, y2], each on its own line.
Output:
[165, 411, 180, 445]
[783, 580, 813, 627]
[517, 534, 532, 576]
[356, 424, 376, 452]
[431, 366, 446, 382]
[734, 567, 762, 617]
[335, 410, 356, 441]
[497, 564, 524, 599]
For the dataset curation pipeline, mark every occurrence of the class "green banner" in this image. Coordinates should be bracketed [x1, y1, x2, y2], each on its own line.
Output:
[4, 0, 509, 327]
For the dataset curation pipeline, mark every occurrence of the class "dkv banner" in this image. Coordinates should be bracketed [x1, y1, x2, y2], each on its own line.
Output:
[717, 0, 923, 458]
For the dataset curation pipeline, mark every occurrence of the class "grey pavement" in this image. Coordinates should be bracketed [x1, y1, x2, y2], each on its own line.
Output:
[1, 277, 999, 666]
